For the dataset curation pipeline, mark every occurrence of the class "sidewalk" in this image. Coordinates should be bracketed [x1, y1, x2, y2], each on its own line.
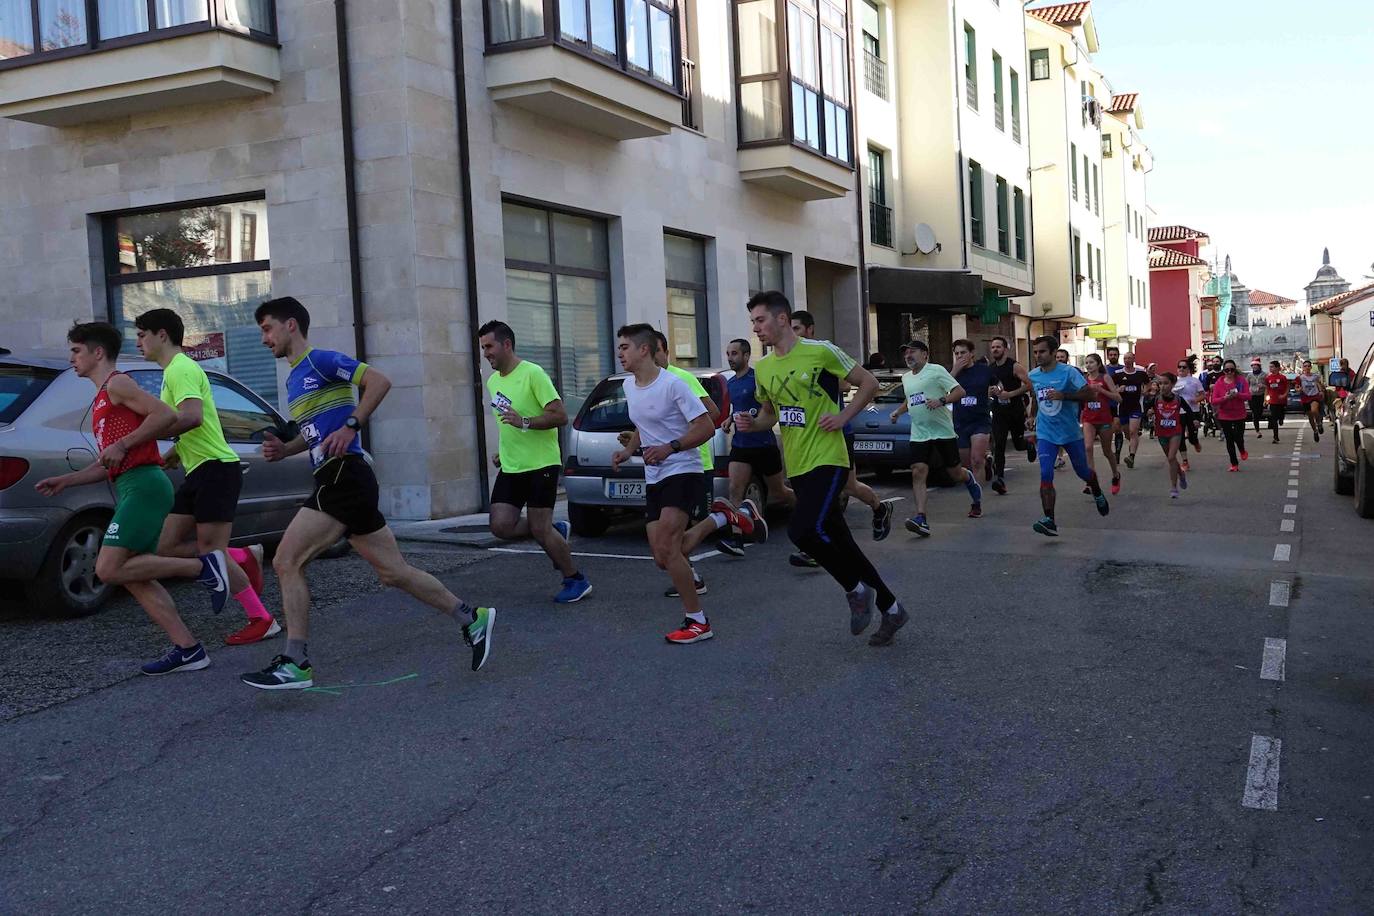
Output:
[389, 495, 570, 548]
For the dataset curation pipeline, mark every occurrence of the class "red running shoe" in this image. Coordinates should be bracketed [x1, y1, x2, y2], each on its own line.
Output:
[225, 616, 282, 646]
[968, 503, 982, 518]
[1228, 465, 1239, 472]
[1240, 450, 1249, 461]
[1180, 459, 1191, 472]
[1110, 476, 1121, 496]
[665, 618, 713, 644]
[710, 499, 754, 537]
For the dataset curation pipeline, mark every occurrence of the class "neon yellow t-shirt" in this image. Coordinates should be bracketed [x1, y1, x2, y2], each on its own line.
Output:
[161, 352, 237, 473]
[486, 360, 563, 473]
[753, 338, 856, 478]
[665, 364, 715, 472]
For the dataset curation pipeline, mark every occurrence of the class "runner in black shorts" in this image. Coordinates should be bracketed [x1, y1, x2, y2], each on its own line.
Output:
[1115, 352, 1150, 468]
[241, 297, 498, 691]
[987, 335, 1032, 495]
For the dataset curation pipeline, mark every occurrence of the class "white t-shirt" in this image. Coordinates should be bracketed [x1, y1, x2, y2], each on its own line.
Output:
[1173, 375, 1205, 409]
[622, 368, 708, 484]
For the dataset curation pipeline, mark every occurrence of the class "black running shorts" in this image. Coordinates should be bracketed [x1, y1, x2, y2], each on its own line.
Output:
[490, 465, 560, 510]
[911, 437, 960, 469]
[171, 458, 242, 524]
[645, 472, 708, 524]
[728, 444, 783, 478]
[305, 455, 387, 536]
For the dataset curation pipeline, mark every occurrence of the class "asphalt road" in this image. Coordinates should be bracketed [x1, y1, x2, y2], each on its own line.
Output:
[2, 421, 1371, 914]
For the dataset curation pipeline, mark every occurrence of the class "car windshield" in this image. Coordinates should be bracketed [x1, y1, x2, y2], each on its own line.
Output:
[872, 376, 906, 403]
[0, 364, 59, 424]
[579, 379, 632, 432]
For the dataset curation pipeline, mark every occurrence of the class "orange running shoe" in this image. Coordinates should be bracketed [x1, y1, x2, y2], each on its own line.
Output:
[225, 616, 282, 646]
[665, 618, 713, 644]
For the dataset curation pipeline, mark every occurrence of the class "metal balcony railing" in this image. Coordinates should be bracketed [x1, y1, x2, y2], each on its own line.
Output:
[869, 201, 894, 248]
[966, 77, 978, 109]
[681, 57, 698, 129]
[863, 50, 888, 101]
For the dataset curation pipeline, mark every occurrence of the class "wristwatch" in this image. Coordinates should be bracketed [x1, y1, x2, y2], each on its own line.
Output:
[344, 416, 361, 431]
[669, 438, 682, 453]
[521, 416, 531, 430]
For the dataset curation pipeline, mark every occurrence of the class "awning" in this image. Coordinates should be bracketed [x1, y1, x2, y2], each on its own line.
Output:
[867, 267, 983, 309]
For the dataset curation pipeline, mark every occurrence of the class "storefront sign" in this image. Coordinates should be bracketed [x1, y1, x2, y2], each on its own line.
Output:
[1086, 324, 1117, 339]
[185, 332, 228, 372]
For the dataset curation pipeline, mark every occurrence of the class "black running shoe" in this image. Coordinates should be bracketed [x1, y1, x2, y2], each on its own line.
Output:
[461, 607, 497, 671]
[847, 585, 876, 635]
[868, 603, 909, 646]
[717, 536, 745, 557]
[789, 552, 819, 568]
[741, 498, 768, 543]
[665, 574, 707, 597]
[872, 501, 893, 541]
[991, 477, 1007, 495]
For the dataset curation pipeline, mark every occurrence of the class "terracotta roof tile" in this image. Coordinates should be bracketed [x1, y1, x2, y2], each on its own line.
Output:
[1311, 282, 1374, 316]
[1108, 93, 1137, 113]
[1027, 2, 1091, 27]
[1247, 289, 1297, 306]
[1148, 225, 1208, 243]
[1149, 245, 1207, 269]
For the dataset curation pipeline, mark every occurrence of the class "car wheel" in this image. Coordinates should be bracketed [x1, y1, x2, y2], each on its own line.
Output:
[27, 512, 115, 617]
[1334, 440, 1355, 495]
[743, 474, 767, 510]
[1355, 446, 1374, 519]
[568, 502, 610, 537]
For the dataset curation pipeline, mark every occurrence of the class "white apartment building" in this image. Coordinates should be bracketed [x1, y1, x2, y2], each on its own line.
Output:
[0, 0, 864, 517]
[1100, 91, 1152, 349]
[1024, 1, 1109, 358]
[856, 0, 1035, 364]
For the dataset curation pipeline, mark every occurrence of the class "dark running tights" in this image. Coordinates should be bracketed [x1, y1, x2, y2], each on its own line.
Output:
[1220, 419, 1246, 464]
[788, 465, 895, 609]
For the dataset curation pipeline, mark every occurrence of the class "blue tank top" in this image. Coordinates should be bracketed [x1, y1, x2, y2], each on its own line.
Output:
[953, 362, 995, 430]
[728, 368, 774, 448]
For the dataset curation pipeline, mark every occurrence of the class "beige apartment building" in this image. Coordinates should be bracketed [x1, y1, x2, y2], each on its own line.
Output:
[0, 0, 864, 518]
[1099, 90, 1152, 351]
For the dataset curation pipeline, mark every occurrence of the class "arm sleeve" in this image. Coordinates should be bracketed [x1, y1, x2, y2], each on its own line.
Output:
[532, 366, 560, 408]
[820, 341, 857, 378]
[673, 378, 708, 423]
[316, 350, 367, 386]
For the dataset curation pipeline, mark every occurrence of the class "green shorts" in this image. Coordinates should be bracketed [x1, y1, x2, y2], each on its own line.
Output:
[104, 465, 174, 554]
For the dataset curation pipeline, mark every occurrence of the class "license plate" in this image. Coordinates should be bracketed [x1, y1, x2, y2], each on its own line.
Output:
[851, 440, 893, 452]
[606, 480, 645, 499]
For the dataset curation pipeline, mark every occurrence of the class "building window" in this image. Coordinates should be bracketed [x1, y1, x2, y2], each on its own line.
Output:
[1129, 274, 1134, 306]
[1080, 79, 1087, 127]
[1101, 133, 1112, 157]
[1070, 143, 1078, 200]
[1097, 249, 1103, 293]
[868, 147, 893, 248]
[664, 233, 710, 368]
[1086, 241, 1094, 289]
[968, 159, 984, 247]
[104, 195, 276, 405]
[487, 0, 680, 90]
[992, 52, 1003, 130]
[995, 176, 1009, 255]
[1072, 233, 1082, 299]
[1082, 154, 1090, 208]
[501, 201, 614, 419]
[1013, 187, 1026, 261]
[963, 23, 977, 109]
[747, 247, 786, 295]
[1029, 48, 1049, 80]
[861, 0, 886, 100]
[1092, 164, 1100, 215]
[1009, 68, 1021, 142]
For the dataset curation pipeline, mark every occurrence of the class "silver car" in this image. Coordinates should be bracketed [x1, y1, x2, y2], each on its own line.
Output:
[0, 348, 314, 616]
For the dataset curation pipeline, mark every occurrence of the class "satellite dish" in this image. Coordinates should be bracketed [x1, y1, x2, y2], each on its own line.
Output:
[913, 223, 938, 254]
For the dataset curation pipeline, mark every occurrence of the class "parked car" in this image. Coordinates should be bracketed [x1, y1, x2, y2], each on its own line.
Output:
[0, 348, 315, 616]
[564, 367, 774, 536]
[1331, 343, 1374, 516]
[847, 372, 912, 477]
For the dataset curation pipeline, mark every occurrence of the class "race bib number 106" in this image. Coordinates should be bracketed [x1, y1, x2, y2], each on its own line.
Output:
[778, 406, 807, 427]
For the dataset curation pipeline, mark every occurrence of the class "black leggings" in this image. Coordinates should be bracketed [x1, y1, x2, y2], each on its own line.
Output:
[1220, 419, 1246, 464]
[1268, 404, 1285, 432]
[1249, 396, 1265, 431]
[789, 466, 895, 608]
[1180, 401, 1201, 449]
[990, 407, 1026, 480]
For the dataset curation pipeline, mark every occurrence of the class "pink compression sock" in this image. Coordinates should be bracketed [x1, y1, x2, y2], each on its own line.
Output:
[226, 547, 250, 565]
[236, 587, 273, 622]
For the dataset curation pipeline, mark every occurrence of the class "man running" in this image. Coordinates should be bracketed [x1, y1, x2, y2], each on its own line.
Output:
[1027, 335, 1110, 536]
[888, 339, 983, 534]
[951, 340, 994, 488]
[1247, 358, 1267, 438]
[133, 308, 278, 646]
[1105, 345, 1126, 454]
[611, 324, 754, 644]
[479, 319, 591, 603]
[988, 335, 1032, 495]
[35, 322, 231, 675]
[790, 310, 893, 543]
[721, 337, 794, 556]
[1114, 352, 1150, 468]
[1263, 360, 1288, 443]
[738, 292, 907, 646]
[241, 297, 496, 689]
[1297, 359, 1325, 442]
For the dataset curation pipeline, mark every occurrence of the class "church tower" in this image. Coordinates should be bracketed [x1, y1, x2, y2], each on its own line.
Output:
[1304, 247, 1350, 306]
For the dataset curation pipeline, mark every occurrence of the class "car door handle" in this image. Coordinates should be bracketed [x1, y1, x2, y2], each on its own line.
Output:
[239, 462, 251, 475]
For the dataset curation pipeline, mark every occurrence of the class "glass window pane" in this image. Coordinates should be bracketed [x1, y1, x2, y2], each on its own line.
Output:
[556, 275, 612, 417]
[488, 0, 544, 42]
[663, 234, 705, 286]
[0, 0, 34, 56]
[38, 0, 85, 50]
[666, 290, 701, 367]
[739, 79, 783, 142]
[560, 0, 588, 42]
[625, 0, 650, 71]
[756, 250, 783, 292]
[155, 0, 208, 28]
[111, 271, 279, 406]
[207, 376, 277, 443]
[650, 4, 673, 84]
[502, 203, 550, 264]
[590, 0, 615, 52]
[505, 269, 557, 379]
[794, 8, 817, 85]
[834, 106, 849, 162]
[736, 0, 778, 76]
[551, 212, 607, 271]
[112, 200, 269, 274]
[221, 0, 271, 32]
[99, 0, 149, 39]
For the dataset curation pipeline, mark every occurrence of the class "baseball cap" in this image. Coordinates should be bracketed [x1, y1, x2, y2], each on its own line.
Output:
[900, 339, 928, 352]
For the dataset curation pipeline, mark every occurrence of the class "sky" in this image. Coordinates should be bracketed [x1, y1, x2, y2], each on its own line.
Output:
[1079, 0, 1374, 299]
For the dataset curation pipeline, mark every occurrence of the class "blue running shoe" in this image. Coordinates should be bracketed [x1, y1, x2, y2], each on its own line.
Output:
[555, 574, 593, 603]
[905, 515, 931, 537]
[553, 520, 571, 542]
[1178, 470, 1188, 490]
[141, 643, 210, 676]
[1033, 516, 1059, 537]
[196, 550, 230, 614]
[1094, 492, 1110, 516]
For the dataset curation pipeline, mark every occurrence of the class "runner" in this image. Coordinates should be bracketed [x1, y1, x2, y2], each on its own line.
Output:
[1173, 357, 1205, 470]
[1247, 358, 1267, 438]
[721, 337, 795, 556]
[790, 310, 893, 543]
[1115, 352, 1150, 468]
[888, 339, 983, 534]
[739, 292, 908, 646]
[1297, 359, 1325, 442]
[241, 297, 496, 689]
[479, 319, 591, 603]
[611, 324, 755, 644]
[133, 308, 278, 646]
[1079, 353, 1123, 495]
[34, 322, 230, 676]
[1104, 345, 1125, 454]
[951, 339, 994, 496]
[1026, 335, 1109, 536]
[1152, 372, 1187, 497]
[1209, 358, 1251, 471]
[987, 335, 1032, 495]
[1263, 360, 1288, 443]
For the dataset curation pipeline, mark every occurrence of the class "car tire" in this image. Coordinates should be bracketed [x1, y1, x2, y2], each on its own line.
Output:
[568, 502, 610, 537]
[1334, 441, 1355, 495]
[27, 511, 115, 618]
[1355, 446, 1374, 519]
[743, 474, 767, 510]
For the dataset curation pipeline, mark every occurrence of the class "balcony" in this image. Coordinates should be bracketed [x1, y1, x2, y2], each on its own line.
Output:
[966, 77, 977, 110]
[869, 201, 893, 248]
[0, 1, 278, 127]
[863, 50, 887, 101]
[738, 144, 852, 201]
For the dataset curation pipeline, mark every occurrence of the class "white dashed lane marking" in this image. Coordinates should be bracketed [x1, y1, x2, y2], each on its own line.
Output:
[1280, 519, 1295, 532]
[1243, 735, 1282, 811]
[1273, 544, 1292, 562]
[1284, 505, 1297, 514]
[1287, 489, 1299, 498]
[1261, 638, 1287, 681]
[1269, 581, 1291, 607]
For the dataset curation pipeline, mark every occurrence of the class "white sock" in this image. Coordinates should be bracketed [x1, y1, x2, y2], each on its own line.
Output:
[848, 582, 867, 598]
[708, 512, 728, 530]
[687, 610, 707, 624]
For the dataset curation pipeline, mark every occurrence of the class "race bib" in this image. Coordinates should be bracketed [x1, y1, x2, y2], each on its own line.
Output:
[778, 405, 807, 427]
[1124, 385, 1138, 393]
[491, 392, 513, 413]
[1087, 401, 1102, 410]
[908, 392, 927, 408]
[1160, 417, 1178, 428]
[959, 396, 978, 407]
